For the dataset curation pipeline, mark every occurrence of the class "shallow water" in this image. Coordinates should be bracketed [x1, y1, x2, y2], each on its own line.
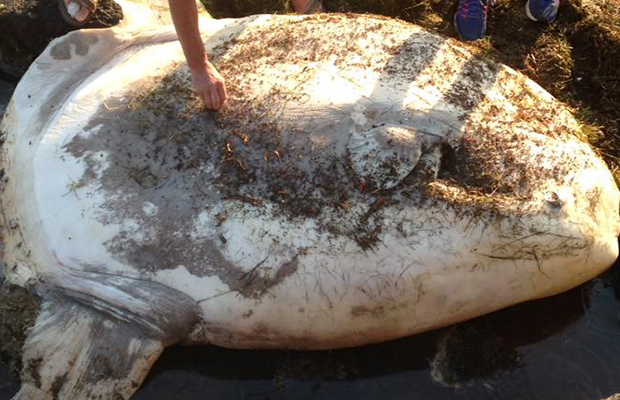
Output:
[0, 80, 619, 399]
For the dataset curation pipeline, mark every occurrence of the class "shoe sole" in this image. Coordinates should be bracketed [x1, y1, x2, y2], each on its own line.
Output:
[525, 0, 538, 21]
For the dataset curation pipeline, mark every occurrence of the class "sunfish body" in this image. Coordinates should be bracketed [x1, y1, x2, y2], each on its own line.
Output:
[1, 2, 618, 398]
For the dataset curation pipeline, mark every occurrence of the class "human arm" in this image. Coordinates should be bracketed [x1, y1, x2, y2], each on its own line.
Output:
[168, 0, 227, 110]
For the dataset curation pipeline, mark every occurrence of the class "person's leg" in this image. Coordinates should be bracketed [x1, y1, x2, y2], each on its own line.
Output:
[453, 0, 492, 41]
[291, 0, 324, 14]
[525, 0, 559, 23]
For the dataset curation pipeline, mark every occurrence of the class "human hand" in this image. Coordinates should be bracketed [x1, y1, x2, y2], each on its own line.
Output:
[189, 60, 228, 111]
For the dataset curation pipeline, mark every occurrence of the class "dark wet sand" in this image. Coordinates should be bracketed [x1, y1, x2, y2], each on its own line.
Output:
[0, 80, 13, 117]
[1, 80, 619, 399]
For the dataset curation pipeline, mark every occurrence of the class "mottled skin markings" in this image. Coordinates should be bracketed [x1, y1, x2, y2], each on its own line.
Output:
[62, 14, 601, 304]
[50, 34, 99, 60]
[68, 123, 302, 299]
[50, 373, 68, 399]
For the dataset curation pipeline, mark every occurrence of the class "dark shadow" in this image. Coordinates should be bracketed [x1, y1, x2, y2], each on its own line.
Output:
[0, 79, 15, 118]
[0, 362, 19, 400]
[483, 1, 548, 87]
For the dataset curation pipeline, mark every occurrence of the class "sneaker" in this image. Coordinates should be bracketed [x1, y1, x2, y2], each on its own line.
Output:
[525, 0, 559, 23]
[454, 0, 493, 41]
[58, 0, 96, 26]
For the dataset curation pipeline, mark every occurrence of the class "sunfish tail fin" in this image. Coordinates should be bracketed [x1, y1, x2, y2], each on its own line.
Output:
[13, 296, 164, 400]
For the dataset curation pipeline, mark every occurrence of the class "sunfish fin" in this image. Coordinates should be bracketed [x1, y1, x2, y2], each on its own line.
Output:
[13, 271, 201, 400]
[279, 105, 348, 130]
[347, 123, 431, 190]
[13, 296, 163, 400]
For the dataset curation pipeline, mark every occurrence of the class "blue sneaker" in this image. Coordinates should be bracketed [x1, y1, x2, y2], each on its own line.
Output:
[525, 0, 560, 23]
[454, 0, 492, 41]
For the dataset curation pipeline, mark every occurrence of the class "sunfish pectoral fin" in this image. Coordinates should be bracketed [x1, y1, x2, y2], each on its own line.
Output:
[279, 104, 349, 131]
[347, 123, 429, 190]
[397, 108, 464, 139]
[14, 297, 164, 400]
[45, 269, 202, 342]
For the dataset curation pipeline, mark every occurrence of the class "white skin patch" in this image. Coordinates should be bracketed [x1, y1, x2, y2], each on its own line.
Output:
[217, 202, 320, 274]
[90, 151, 110, 180]
[142, 202, 158, 217]
[155, 265, 229, 301]
[189, 209, 219, 240]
